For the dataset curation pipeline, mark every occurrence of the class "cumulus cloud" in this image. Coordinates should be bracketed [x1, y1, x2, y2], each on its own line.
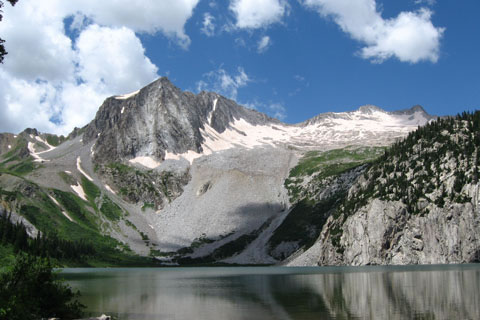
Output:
[75, 25, 158, 94]
[303, 0, 444, 63]
[230, 0, 287, 29]
[196, 67, 250, 100]
[257, 36, 271, 53]
[69, 0, 199, 47]
[201, 13, 216, 37]
[0, 0, 199, 134]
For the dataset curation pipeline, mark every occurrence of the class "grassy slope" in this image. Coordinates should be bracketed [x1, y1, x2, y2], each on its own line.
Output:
[285, 146, 385, 203]
[0, 139, 157, 267]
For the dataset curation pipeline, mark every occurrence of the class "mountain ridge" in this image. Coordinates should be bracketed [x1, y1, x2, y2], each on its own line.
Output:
[79, 77, 436, 168]
[3, 76, 472, 268]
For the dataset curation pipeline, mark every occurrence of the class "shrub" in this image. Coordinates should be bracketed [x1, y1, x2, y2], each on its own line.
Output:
[0, 254, 84, 320]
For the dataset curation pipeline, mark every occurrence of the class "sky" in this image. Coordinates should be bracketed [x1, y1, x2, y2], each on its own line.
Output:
[0, 0, 479, 135]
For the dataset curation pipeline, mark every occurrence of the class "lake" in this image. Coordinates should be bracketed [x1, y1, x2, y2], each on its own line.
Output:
[61, 264, 480, 320]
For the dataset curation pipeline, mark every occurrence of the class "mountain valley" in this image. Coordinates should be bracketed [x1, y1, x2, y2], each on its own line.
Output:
[1, 77, 478, 267]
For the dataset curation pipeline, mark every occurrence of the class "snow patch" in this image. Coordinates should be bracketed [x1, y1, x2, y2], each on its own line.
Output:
[164, 151, 202, 164]
[129, 156, 161, 169]
[121, 106, 125, 114]
[35, 136, 55, 149]
[7, 145, 11, 149]
[13, 135, 17, 138]
[105, 184, 116, 195]
[65, 170, 71, 174]
[71, 184, 87, 201]
[165, 107, 428, 164]
[48, 195, 74, 222]
[48, 194, 61, 207]
[116, 90, 140, 100]
[207, 98, 218, 125]
[27, 137, 56, 162]
[76, 157, 94, 181]
[28, 142, 46, 162]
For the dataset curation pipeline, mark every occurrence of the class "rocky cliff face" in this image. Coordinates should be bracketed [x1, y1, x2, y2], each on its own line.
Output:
[84, 77, 278, 164]
[289, 112, 480, 266]
[289, 199, 480, 266]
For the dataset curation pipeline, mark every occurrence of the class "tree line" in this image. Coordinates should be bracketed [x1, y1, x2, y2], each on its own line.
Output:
[339, 110, 480, 217]
[0, 208, 95, 261]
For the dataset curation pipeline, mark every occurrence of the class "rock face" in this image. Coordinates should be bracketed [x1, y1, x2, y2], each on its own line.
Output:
[290, 199, 480, 266]
[289, 112, 480, 266]
[84, 77, 278, 164]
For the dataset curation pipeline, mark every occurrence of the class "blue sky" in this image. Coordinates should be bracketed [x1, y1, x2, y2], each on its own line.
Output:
[0, 0, 479, 134]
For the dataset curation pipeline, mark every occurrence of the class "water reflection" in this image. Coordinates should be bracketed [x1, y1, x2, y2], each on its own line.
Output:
[62, 265, 480, 320]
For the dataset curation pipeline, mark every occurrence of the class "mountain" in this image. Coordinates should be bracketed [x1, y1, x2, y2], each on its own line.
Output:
[2, 77, 477, 267]
[288, 112, 480, 266]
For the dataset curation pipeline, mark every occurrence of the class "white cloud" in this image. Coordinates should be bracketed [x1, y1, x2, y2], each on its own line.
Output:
[197, 67, 250, 100]
[0, 0, 199, 134]
[70, 0, 200, 48]
[75, 25, 158, 95]
[257, 36, 271, 53]
[294, 75, 305, 82]
[415, 0, 436, 6]
[243, 100, 287, 120]
[266, 103, 287, 120]
[201, 13, 216, 37]
[303, 0, 444, 63]
[230, 0, 287, 29]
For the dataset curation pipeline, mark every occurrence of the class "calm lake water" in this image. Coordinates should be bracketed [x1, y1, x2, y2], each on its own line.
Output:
[61, 264, 480, 320]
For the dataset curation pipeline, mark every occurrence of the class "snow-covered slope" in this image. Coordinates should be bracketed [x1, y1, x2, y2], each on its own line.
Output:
[85, 78, 433, 168]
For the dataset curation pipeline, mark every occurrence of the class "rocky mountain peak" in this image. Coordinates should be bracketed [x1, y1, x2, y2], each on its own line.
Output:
[357, 105, 384, 114]
[82, 77, 279, 165]
[79, 77, 434, 168]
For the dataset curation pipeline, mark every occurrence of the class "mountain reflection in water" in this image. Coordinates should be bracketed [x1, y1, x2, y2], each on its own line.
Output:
[61, 265, 480, 320]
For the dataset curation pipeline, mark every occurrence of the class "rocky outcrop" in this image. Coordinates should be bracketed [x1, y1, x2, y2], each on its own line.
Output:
[83, 77, 278, 164]
[96, 162, 190, 210]
[289, 198, 480, 266]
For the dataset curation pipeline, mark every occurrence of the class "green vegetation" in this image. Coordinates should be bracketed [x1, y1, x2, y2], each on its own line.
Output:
[339, 111, 480, 218]
[106, 162, 162, 204]
[177, 221, 271, 265]
[0, 245, 15, 268]
[52, 189, 97, 228]
[0, 138, 38, 177]
[288, 147, 384, 178]
[0, 254, 84, 320]
[141, 202, 155, 211]
[45, 134, 66, 147]
[101, 196, 124, 219]
[285, 147, 384, 203]
[4, 159, 36, 176]
[107, 162, 135, 175]
[100, 196, 123, 221]
[0, 175, 158, 267]
[268, 195, 343, 259]
[176, 235, 215, 255]
[1, 210, 95, 261]
[103, 162, 188, 211]
[1, 137, 27, 161]
[80, 176, 100, 205]
[58, 171, 76, 185]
